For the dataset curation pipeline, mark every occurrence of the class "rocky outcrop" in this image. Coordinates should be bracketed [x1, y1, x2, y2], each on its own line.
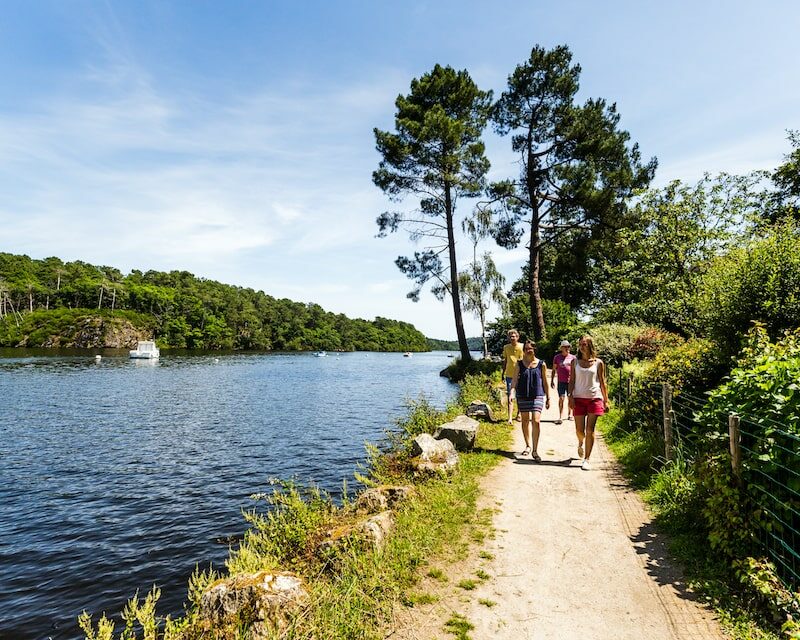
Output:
[465, 400, 495, 422]
[199, 571, 307, 637]
[21, 314, 150, 348]
[355, 485, 415, 514]
[410, 433, 459, 473]
[434, 415, 479, 452]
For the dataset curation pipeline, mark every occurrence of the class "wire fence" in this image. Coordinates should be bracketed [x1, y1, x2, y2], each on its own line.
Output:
[613, 371, 800, 590]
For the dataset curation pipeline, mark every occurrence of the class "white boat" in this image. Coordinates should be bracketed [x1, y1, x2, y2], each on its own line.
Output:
[314, 351, 327, 357]
[403, 352, 412, 357]
[129, 340, 160, 360]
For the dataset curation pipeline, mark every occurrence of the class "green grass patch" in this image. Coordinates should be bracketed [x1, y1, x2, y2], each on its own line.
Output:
[478, 598, 497, 608]
[478, 550, 494, 560]
[457, 579, 478, 591]
[444, 612, 475, 639]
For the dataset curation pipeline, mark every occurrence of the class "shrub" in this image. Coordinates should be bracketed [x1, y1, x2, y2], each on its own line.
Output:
[702, 219, 800, 356]
[589, 323, 642, 366]
[625, 327, 683, 361]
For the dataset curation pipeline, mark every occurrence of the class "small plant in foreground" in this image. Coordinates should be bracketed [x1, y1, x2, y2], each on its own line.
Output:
[478, 550, 494, 560]
[478, 598, 497, 608]
[427, 568, 448, 582]
[457, 579, 478, 591]
[475, 569, 490, 581]
[445, 612, 475, 639]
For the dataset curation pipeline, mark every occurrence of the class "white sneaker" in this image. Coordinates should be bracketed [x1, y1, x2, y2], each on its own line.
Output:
[581, 459, 592, 471]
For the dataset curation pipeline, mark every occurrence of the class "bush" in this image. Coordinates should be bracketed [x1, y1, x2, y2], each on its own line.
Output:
[702, 219, 800, 356]
[625, 327, 683, 361]
[588, 323, 642, 366]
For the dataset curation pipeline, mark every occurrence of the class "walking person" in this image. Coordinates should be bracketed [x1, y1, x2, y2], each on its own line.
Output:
[511, 340, 551, 461]
[502, 329, 524, 424]
[550, 340, 575, 424]
[568, 335, 609, 471]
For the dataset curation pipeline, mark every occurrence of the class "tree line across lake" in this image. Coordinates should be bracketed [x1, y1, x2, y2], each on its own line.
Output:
[0, 254, 430, 352]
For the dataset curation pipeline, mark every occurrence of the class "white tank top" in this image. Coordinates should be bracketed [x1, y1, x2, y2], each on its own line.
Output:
[573, 360, 601, 399]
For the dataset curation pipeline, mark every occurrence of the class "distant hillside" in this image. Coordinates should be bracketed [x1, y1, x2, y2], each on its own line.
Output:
[426, 337, 484, 352]
[0, 253, 429, 352]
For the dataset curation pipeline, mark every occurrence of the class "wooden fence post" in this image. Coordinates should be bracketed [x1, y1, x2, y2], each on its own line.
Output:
[729, 413, 742, 483]
[662, 383, 673, 462]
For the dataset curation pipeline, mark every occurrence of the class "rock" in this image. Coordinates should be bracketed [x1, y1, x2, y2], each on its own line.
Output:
[199, 571, 307, 637]
[411, 433, 459, 473]
[357, 511, 395, 548]
[319, 511, 396, 556]
[433, 415, 479, 451]
[466, 400, 495, 422]
[355, 485, 415, 514]
[439, 367, 452, 379]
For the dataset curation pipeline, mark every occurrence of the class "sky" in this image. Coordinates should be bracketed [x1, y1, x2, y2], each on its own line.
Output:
[0, 1, 798, 339]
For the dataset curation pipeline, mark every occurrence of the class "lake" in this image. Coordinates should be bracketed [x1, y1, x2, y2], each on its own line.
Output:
[0, 349, 460, 639]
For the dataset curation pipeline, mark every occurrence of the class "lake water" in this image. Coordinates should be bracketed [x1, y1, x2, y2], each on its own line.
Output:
[0, 349, 460, 639]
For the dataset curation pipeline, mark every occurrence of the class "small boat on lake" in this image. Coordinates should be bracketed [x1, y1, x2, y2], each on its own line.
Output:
[403, 352, 412, 357]
[314, 351, 327, 357]
[129, 341, 160, 360]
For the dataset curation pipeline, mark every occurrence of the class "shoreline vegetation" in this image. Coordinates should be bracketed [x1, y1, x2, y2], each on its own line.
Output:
[0, 253, 434, 353]
[78, 374, 512, 640]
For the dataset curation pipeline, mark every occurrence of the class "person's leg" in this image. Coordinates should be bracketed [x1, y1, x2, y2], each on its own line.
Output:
[574, 413, 586, 458]
[584, 413, 599, 459]
[558, 395, 565, 420]
[520, 411, 531, 454]
[531, 410, 541, 460]
[505, 377, 513, 424]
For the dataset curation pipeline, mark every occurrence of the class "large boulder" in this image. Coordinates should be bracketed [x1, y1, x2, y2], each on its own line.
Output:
[434, 415, 479, 451]
[411, 433, 459, 473]
[199, 571, 307, 637]
[465, 400, 495, 422]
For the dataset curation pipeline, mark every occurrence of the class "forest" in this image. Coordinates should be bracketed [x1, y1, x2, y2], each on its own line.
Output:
[0, 254, 429, 352]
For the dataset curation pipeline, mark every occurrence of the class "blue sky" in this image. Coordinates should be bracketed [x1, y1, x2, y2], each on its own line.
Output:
[1, 1, 797, 339]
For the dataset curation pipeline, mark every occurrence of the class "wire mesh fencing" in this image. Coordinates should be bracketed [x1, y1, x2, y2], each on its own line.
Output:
[613, 373, 800, 589]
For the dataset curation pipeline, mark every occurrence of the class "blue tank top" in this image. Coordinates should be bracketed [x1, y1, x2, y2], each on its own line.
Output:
[517, 359, 545, 399]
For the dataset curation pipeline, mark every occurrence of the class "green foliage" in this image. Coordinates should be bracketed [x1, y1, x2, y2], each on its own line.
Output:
[588, 323, 684, 366]
[486, 295, 581, 356]
[767, 130, 800, 222]
[594, 174, 760, 334]
[701, 220, 800, 356]
[487, 43, 655, 339]
[229, 481, 336, 574]
[373, 63, 493, 361]
[444, 613, 475, 639]
[0, 253, 429, 351]
[443, 356, 501, 382]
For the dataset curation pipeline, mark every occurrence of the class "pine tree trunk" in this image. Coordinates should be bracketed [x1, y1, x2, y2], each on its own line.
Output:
[445, 186, 472, 362]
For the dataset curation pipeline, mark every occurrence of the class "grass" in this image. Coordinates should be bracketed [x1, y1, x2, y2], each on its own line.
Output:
[78, 379, 513, 640]
[444, 613, 475, 639]
[478, 598, 497, 608]
[456, 579, 478, 591]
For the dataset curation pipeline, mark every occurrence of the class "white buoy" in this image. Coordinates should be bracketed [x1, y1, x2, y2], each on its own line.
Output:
[95, 355, 102, 362]
[214, 358, 219, 363]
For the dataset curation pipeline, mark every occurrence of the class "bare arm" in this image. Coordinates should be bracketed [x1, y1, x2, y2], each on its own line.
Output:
[542, 363, 551, 406]
[598, 359, 609, 406]
[550, 358, 557, 386]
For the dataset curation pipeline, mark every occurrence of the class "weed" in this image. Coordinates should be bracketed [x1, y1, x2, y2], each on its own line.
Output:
[478, 598, 497, 608]
[457, 579, 478, 591]
[444, 612, 475, 639]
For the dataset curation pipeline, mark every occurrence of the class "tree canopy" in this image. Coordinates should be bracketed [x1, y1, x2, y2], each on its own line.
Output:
[373, 64, 493, 361]
[0, 253, 429, 352]
[486, 44, 656, 340]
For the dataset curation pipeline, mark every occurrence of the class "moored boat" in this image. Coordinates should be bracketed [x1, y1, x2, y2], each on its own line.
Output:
[129, 341, 160, 359]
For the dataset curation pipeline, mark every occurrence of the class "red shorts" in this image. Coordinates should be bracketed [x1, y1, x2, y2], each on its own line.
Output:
[573, 397, 605, 416]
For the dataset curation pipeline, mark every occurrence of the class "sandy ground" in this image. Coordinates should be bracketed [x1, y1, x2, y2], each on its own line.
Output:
[387, 401, 727, 640]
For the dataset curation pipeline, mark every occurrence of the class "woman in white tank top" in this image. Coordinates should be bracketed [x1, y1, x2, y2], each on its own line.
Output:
[568, 335, 609, 471]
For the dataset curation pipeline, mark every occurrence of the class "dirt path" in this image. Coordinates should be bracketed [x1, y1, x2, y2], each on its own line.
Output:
[389, 402, 727, 640]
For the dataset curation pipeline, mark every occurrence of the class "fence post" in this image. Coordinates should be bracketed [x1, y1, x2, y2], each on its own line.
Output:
[618, 368, 623, 405]
[729, 413, 742, 483]
[626, 375, 632, 406]
[662, 383, 673, 462]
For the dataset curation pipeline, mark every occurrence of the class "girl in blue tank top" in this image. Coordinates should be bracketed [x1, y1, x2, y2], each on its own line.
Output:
[511, 340, 551, 461]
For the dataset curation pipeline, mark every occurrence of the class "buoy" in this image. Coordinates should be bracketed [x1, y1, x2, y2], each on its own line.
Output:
[95, 355, 102, 361]
[214, 358, 219, 363]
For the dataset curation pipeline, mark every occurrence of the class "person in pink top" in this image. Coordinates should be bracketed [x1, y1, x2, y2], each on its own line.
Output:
[550, 340, 575, 425]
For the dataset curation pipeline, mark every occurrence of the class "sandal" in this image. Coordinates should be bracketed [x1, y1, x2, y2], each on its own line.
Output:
[522, 447, 531, 456]
[532, 452, 542, 462]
